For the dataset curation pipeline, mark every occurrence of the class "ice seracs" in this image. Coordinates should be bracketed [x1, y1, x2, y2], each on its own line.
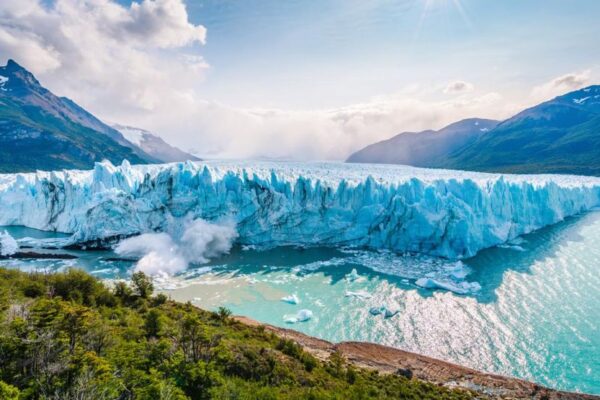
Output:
[1, 160, 600, 261]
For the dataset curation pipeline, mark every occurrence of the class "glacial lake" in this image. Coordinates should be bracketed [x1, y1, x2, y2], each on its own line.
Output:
[2, 211, 600, 395]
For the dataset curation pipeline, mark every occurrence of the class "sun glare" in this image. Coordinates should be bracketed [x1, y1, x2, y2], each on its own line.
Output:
[416, 0, 471, 39]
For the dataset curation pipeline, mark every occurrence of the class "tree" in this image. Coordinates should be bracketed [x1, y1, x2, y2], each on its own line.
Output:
[131, 271, 154, 299]
[145, 309, 164, 338]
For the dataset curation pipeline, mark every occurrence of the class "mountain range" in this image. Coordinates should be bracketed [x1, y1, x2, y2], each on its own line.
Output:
[0, 59, 196, 173]
[347, 118, 499, 167]
[3, 58, 600, 176]
[348, 86, 600, 175]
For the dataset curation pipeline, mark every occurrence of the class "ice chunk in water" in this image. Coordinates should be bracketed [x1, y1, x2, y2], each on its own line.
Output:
[369, 305, 398, 318]
[369, 306, 384, 316]
[281, 294, 300, 304]
[284, 309, 313, 323]
[345, 290, 372, 299]
[346, 268, 361, 282]
[415, 277, 481, 295]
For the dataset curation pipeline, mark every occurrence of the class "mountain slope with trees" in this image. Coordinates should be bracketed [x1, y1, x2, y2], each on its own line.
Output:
[0, 267, 473, 400]
[347, 119, 499, 167]
[0, 60, 198, 173]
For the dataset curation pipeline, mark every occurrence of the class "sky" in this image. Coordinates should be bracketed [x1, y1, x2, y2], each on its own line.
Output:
[1, 0, 599, 160]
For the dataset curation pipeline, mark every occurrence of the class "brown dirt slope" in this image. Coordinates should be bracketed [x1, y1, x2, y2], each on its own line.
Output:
[236, 316, 597, 400]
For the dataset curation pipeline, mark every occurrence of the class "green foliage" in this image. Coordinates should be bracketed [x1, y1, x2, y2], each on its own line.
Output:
[0, 381, 20, 400]
[0, 267, 474, 399]
[132, 271, 154, 299]
[216, 306, 232, 323]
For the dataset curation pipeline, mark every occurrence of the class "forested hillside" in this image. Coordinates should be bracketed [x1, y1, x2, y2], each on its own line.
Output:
[0, 268, 472, 400]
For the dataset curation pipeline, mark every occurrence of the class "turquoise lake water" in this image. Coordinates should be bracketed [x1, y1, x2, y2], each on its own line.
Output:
[2, 212, 600, 395]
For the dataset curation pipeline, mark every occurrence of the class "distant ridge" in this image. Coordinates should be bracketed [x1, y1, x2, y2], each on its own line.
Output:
[348, 86, 600, 176]
[347, 118, 499, 167]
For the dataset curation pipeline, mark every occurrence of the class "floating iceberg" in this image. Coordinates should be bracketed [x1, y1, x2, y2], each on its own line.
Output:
[345, 290, 372, 299]
[415, 277, 481, 295]
[346, 268, 361, 282]
[1, 160, 600, 260]
[284, 309, 313, 323]
[281, 294, 300, 304]
[369, 306, 384, 316]
[369, 305, 398, 318]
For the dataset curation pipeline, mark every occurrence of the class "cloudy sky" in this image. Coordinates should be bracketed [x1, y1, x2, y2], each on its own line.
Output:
[1, 0, 599, 160]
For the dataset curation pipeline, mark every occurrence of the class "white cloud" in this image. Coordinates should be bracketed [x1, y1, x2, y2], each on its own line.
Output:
[530, 70, 591, 102]
[138, 90, 514, 161]
[0, 0, 531, 161]
[443, 80, 474, 94]
[0, 0, 208, 110]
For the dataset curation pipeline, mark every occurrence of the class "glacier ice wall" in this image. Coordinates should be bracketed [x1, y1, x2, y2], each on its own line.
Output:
[1, 160, 600, 259]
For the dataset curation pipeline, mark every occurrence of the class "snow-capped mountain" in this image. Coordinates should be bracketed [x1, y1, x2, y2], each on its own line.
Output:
[112, 124, 200, 163]
[0, 59, 157, 172]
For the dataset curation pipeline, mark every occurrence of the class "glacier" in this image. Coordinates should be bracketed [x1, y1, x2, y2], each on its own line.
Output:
[1, 159, 600, 260]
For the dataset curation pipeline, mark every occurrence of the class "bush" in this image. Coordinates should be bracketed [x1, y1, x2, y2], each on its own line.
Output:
[0, 381, 19, 400]
[22, 281, 46, 298]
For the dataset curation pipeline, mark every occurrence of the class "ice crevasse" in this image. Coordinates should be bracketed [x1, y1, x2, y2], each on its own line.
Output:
[0, 159, 599, 260]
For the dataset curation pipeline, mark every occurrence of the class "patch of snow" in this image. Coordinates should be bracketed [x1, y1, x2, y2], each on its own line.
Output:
[0, 75, 8, 91]
[573, 96, 591, 105]
[114, 126, 146, 146]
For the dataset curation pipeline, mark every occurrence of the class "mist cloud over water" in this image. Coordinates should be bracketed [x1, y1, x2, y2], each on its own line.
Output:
[115, 219, 238, 276]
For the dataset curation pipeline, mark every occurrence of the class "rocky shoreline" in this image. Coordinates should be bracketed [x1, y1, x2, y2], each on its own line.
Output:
[235, 316, 598, 400]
